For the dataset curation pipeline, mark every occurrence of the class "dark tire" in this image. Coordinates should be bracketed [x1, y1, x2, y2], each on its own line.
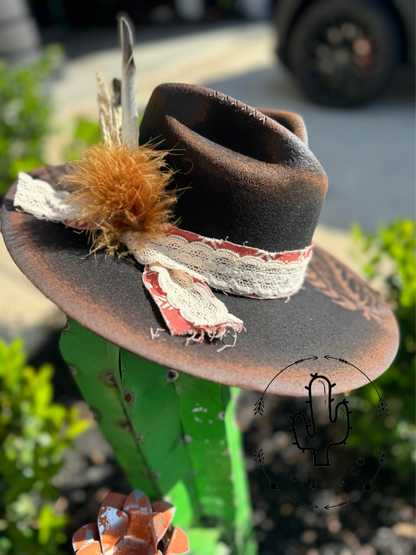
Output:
[288, 0, 402, 107]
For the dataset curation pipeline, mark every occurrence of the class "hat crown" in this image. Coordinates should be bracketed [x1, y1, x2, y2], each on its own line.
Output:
[140, 83, 328, 252]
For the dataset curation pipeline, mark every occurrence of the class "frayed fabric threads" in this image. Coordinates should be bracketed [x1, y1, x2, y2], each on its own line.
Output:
[150, 327, 165, 341]
[183, 323, 244, 347]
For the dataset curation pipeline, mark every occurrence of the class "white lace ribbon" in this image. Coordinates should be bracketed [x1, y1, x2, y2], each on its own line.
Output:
[124, 231, 312, 299]
[14, 172, 79, 222]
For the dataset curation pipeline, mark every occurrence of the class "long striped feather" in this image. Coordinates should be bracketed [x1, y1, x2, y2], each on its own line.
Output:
[119, 16, 139, 145]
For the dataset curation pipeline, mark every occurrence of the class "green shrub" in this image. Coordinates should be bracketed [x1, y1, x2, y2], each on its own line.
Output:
[63, 117, 102, 162]
[351, 220, 415, 475]
[0, 45, 62, 196]
[0, 340, 89, 554]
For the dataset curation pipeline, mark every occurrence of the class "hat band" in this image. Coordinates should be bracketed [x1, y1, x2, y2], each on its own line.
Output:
[14, 172, 313, 346]
[122, 228, 313, 343]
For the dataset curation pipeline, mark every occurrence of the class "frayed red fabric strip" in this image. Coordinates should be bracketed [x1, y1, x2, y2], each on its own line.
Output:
[142, 268, 192, 336]
[142, 268, 243, 340]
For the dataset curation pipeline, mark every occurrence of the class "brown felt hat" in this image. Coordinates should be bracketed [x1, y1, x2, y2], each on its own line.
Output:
[1, 83, 398, 396]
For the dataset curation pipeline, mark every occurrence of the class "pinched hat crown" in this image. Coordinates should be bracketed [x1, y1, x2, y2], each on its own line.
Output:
[140, 83, 328, 252]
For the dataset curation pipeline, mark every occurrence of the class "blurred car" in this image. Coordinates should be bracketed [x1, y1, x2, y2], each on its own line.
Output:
[274, 0, 415, 106]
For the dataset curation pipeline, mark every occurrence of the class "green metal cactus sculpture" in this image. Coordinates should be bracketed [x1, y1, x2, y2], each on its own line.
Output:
[60, 318, 257, 555]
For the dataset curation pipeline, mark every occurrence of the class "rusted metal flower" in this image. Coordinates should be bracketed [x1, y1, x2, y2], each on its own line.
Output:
[72, 490, 190, 555]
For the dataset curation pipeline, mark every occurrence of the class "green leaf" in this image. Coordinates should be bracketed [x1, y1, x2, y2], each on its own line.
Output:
[186, 528, 229, 555]
[67, 419, 90, 439]
[37, 505, 67, 545]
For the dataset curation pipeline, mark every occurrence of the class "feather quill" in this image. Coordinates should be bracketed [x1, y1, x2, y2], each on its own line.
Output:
[119, 17, 139, 146]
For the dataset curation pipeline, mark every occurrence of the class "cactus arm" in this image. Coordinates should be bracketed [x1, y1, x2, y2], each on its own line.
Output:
[329, 399, 353, 447]
[290, 409, 313, 453]
[118, 348, 200, 529]
[59, 318, 160, 497]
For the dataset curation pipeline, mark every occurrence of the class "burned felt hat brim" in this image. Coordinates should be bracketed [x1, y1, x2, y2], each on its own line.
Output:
[2, 165, 398, 397]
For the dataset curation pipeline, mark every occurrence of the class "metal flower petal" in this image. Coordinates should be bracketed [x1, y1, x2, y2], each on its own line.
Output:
[73, 489, 190, 555]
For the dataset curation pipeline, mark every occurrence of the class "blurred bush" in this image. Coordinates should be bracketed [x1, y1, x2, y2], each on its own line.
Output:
[0, 45, 62, 197]
[63, 117, 102, 162]
[0, 340, 89, 555]
[351, 220, 415, 476]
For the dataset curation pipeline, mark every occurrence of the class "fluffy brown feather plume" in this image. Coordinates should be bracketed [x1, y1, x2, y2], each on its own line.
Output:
[61, 142, 177, 255]
[60, 18, 177, 255]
